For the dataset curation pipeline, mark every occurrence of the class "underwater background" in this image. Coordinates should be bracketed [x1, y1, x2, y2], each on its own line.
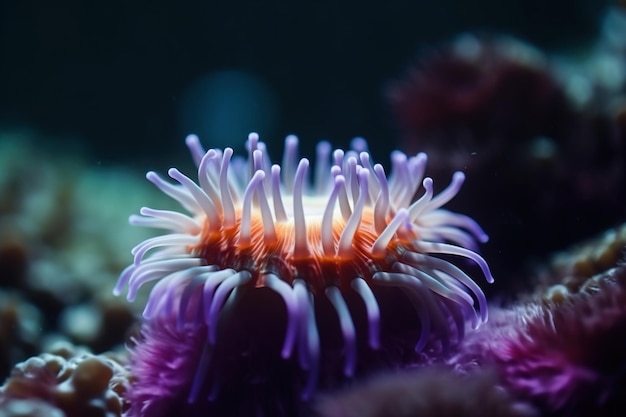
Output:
[1, 1, 626, 416]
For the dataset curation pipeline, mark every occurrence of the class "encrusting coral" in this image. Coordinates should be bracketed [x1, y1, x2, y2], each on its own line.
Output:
[0, 398, 65, 417]
[0, 130, 167, 376]
[534, 222, 626, 300]
[0, 290, 42, 384]
[0, 340, 131, 417]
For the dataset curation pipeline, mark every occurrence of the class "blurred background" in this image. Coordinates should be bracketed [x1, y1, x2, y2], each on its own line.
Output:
[0, 0, 611, 165]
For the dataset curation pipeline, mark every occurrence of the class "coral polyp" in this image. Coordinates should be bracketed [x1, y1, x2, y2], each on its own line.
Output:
[115, 133, 494, 416]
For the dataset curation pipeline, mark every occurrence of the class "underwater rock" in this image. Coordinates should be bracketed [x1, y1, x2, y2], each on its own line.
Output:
[315, 366, 537, 417]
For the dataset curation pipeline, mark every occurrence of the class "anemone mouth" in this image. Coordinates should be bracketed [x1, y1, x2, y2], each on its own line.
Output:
[116, 132, 494, 402]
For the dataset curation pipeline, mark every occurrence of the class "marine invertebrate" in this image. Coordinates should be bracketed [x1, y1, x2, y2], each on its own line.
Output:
[0, 343, 130, 417]
[0, 131, 163, 359]
[115, 133, 493, 416]
[449, 262, 626, 416]
[0, 290, 42, 381]
[491, 265, 626, 415]
[534, 223, 626, 300]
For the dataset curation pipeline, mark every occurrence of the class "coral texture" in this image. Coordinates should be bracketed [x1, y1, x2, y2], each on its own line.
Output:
[493, 266, 626, 415]
[451, 262, 626, 416]
[0, 343, 131, 417]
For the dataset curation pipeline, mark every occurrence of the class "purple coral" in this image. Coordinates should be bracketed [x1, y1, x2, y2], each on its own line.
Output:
[451, 264, 626, 416]
[493, 269, 626, 414]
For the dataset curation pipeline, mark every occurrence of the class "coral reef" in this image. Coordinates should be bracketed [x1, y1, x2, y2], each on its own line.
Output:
[534, 222, 626, 300]
[2, 8, 626, 417]
[388, 24, 626, 292]
[0, 130, 165, 379]
[0, 399, 65, 417]
[0, 291, 42, 381]
[388, 35, 572, 165]
[0, 342, 131, 417]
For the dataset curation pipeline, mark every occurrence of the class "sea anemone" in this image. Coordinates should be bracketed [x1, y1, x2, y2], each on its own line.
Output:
[115, 133, 493, 416]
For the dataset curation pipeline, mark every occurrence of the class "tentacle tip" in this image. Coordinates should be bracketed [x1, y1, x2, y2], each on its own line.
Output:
[254, 169, 266, 180]
[299, 158, 310, 169]
[414, 341, 427, 353]
[350, 136, 367, 150]
[397, 207, 410, 218]
[204, 148, 218, 159]
[185, 133, 199, 145]
[471, 319, 482, 330]
[281, 348, 292, 360]
[317, 140, 331, 151]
